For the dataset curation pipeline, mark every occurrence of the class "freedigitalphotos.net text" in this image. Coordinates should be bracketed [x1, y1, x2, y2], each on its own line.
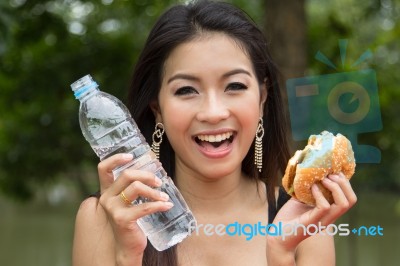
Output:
[188, 221, 383, 240]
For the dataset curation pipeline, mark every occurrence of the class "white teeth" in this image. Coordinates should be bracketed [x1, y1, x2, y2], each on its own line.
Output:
[196, 132, 233, 142]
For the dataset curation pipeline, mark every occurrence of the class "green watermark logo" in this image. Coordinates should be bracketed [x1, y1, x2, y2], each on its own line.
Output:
[286, 39, 382, 163]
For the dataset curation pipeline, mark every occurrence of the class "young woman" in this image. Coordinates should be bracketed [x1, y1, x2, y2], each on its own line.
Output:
[72, 1, 357, 265]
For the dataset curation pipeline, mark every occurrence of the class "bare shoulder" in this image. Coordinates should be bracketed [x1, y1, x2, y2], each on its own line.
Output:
[74, 196, 109, 231]
[77, 196, 98, 213]
[295, 233, 335, 266]
[75, 196, 103, 222]
[73, 197, 115, 266]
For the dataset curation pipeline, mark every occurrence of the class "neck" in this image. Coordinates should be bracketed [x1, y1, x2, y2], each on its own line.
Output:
[174, 163, 261, 217]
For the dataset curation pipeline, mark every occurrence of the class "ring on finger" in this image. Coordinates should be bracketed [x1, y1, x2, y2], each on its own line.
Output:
[120, 191, 131, 205]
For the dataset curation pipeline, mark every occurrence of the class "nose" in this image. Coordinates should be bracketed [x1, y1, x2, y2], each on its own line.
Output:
[196, 92, 230, 124]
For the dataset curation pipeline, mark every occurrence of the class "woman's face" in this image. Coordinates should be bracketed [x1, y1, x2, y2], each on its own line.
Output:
[154, 33, 266, 180]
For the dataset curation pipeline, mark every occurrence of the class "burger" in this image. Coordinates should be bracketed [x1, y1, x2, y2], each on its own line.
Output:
[282, 131, 356, 206]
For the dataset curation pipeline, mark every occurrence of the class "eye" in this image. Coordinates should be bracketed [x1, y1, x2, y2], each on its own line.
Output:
[226, 82, 248, 91]
[174, 86, 198, 96]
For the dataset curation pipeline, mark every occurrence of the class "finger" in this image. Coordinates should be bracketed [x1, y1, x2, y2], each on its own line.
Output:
[134, 201, 175, 218]
[299, 184, 331, 225]
[107, 168, 162, 196]
[327, 173, 357, 207]
[98, 153, 134, 191]
[108, 201, 174, 228]
[318, 177, 349, 222]
[321, 177, 349, 209]
[316, 175, 357, 225]
[120, 181, 170, 205]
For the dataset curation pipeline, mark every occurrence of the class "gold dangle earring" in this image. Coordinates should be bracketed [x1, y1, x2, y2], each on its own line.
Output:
[255, 118, 264, 172]
[151, 122, 164, 160]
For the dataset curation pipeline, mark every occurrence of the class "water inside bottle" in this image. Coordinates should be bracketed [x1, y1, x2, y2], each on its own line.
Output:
[73, 78, 196, 250]
[89, 119, 145, 160]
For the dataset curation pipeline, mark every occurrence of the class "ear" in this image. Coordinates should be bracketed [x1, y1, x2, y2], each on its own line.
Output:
[149, 100, 163, 123]
[259, 80, 268, 117]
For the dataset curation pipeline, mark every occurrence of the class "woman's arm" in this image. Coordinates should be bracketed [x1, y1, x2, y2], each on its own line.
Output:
[267, 173, 356, 265]
[72, 197, 145, 266]
[266, 232, 334, 266]
[73, 153, 172, 266]
[72, 197, 122, 266]
[295, 232, 335, 265]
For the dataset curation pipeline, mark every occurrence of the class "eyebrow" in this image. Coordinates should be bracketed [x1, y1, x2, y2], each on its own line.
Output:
[167, 74, 199, 84]
[167, 68, 252, 84]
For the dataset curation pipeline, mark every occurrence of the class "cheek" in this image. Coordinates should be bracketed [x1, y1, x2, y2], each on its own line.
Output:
[160, 100, 194, 144]
[234, 96, 262, 140]
[240, 113, 259, 139]
[236, 95, 262, 122]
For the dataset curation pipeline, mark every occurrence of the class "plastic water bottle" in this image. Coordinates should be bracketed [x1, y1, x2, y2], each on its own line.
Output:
[70, 74, 196, 251]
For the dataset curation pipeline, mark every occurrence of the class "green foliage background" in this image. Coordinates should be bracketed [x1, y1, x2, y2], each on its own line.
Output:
[0, 0, 180, 200]
[0, 0, 399, 201]
[306, 0, 400, 192]
[0, 1, 399, 266]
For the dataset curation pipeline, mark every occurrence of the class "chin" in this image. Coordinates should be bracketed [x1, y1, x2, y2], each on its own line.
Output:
[196, 162, 241, 180]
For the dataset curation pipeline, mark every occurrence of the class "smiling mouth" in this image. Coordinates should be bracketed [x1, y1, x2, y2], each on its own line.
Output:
[194, 132, 235, 149]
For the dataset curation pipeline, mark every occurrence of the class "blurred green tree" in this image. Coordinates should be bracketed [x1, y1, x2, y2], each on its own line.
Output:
[305, 0, 400, 192]
[0, 0, 178, 200]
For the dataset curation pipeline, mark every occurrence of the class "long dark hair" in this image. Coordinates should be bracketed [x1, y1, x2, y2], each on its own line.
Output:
[127, 0, 291, 265]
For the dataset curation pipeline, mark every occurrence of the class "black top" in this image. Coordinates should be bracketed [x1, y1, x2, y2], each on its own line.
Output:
[268, 186, 291, 224]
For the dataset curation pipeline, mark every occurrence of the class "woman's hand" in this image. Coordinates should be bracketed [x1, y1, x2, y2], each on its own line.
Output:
[267, 173, 357, 265]
[97, 153, 174, 265]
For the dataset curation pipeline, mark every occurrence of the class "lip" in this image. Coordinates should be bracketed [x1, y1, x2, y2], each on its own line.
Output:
[192, 128, 236, 159]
